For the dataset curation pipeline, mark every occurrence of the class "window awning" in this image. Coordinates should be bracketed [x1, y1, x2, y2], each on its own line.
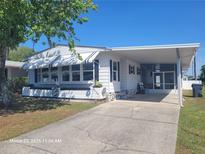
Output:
[52, 51, 100, 67]
[23, 51, 100, 70]
[23, 55, 59, 70]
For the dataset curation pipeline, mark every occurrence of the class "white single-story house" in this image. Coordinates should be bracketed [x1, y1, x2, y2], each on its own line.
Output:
[22, 43, 200, 106]
[5, 60, 27, 79]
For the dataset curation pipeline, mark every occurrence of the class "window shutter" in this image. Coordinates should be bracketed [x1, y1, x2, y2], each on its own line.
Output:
[118, 62, 120, 81]
[94, 60, 99, 81]
[129, 65, 131, 74]
[34, 69, 38, 83]
[110, 60, 112, 82]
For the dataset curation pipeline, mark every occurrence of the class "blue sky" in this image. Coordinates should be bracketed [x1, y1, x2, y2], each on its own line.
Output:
[20, 0, 205, 76]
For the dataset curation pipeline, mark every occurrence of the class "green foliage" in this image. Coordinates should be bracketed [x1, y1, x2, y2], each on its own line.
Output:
[176, 91, 205, 154]
[8, 77, 28, 94]
[94, 81, 102, 88]
[200, 65, 205, 83]
[0, 0, 96, 48]
[8, 46, 34, 61]
[0, 0, 30, 48]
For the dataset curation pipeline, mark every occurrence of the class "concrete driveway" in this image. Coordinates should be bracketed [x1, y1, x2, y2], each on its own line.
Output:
[0, 94, 180, 154]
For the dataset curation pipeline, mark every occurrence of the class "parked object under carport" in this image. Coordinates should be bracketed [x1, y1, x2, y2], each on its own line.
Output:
[192, 84, 203, 97]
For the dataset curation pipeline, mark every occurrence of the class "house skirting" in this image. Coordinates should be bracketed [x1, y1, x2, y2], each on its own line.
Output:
[22, 87, 106, 100]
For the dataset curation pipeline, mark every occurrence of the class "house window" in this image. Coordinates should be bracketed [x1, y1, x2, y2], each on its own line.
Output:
[72, 64, 80, 81]
[35, 69, 41, 83]
[83, 63, 93, 81]
[42, 68, 49, 82]
[62, 66, 70, 81]
[50, 67, 58, 82]
[113, 61, 118, 81]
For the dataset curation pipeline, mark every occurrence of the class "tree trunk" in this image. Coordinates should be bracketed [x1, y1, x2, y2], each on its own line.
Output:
[0, 44, 9, 107]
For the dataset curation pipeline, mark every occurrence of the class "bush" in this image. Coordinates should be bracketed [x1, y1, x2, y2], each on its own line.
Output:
[9, 77, 28, 94]
[94, 81, 102, 88]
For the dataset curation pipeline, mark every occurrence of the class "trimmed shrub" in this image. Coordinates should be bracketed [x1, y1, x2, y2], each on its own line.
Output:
[94, 81, 102, 88]
[9, 77, 28, 94]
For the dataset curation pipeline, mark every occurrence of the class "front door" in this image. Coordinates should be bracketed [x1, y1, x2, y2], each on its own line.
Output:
[153, 71, 175, 90]
[153, 72, 163, 89]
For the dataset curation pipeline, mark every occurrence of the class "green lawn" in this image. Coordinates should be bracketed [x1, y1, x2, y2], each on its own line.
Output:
[176, 86, 205, 154]
[0, 96, 100, 141]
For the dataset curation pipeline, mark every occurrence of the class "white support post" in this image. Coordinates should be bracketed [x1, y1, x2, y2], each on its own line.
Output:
[176, 48, 183, 107]
[193, 52, 197, 80]
[93, 62, 95, 86]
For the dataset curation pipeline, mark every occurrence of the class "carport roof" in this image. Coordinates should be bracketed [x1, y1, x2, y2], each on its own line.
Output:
[110, 43, 200, 70]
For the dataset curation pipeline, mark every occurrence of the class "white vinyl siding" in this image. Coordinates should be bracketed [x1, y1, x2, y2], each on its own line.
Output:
[120, 59, 141, 92]
[95, 52, 110, 92]
[95, 52, 121, 93]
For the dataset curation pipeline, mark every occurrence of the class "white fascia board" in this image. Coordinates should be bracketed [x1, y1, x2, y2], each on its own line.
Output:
[111, 43, 200, 51]
[5, 60, 24, 68]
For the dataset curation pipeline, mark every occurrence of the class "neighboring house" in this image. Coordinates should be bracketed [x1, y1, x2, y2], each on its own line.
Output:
[182, 74, 202, 90]
[22, 43, 200, 106]
[182, 79, 202, 90]
[5, 60, 27, 79]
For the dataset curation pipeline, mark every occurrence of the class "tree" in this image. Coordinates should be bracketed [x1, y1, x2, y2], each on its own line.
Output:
[8, 46, 34, 61]
[200, 65, 205, 84]
[0, 0, 96, 106]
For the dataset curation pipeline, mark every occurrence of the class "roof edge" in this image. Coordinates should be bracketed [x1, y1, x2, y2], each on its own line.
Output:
[111, 43, 200, 51]
[6, 60, 24, 68]
[32, 44, 108, 56]
[48, 44, 107, 50]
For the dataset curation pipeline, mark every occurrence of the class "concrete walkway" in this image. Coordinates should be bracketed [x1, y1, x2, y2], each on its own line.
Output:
[0, 94, 180, 154]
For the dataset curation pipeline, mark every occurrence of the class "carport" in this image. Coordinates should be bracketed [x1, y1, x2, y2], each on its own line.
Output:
[112, 43, 200, 107]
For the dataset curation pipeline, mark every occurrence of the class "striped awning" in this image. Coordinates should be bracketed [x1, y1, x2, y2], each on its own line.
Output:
[23, 55, 59, 69]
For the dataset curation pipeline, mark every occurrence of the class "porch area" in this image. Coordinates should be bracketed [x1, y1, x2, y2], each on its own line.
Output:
[112, 43, 200, 106]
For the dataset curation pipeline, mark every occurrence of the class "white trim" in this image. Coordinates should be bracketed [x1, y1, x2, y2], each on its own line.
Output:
[6, 60, 24, 68]
[111, 43, 200, 51]
[177, 49, 183, 107]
